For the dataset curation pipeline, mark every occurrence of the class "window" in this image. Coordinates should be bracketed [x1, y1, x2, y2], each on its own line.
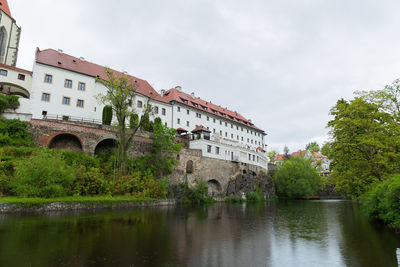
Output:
[225, 132, 228, 137]
[186, 121, 190, 127]
[225, 122, 227, 127]
[231, 134, 234, 138]
[44, 74, 52, 83]
[220, 120, 222, 125]
[213, 129, 216, 133]
[247, 138, 249, 143]
[207, 145, 212, 153]
[249, 154, 251, 160]
[41, 93, 50, 102]
[62, 96, 70, 105]
[207, 116, 210, 121]
[220, 130, 222, 135]
[247, 129, 249, 133]
[187, 109, 190, 115]
[154, 106, 159, 114]
[18, 74, 25, 80]
[0, 69, 7, 76]
[237, 135, 239, 140]
[177, 106, 181, 112]
[241, 127, 243, 132]
[162, 108, 166, 115]
[64, 79, 73, 88]
[237, 126, 239, 130]
[78, 82, 86, 91]
[213, 118, 216, 123]
[241, 137, 244, 141]
[177, 118, 181, 124]
[76, 99, 84, 108]
[253, 155, 256, 161]
[196, 113, 201, 118]
[216, 147, 220, 155]
[128, 99, 132, 107]
[137, 100, 143, 108]
[231, 124, 233, 129]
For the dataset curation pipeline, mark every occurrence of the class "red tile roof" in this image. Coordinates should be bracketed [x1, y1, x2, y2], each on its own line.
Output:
[292, 150, 307, 157]
[0, 63, 32, 75]
[256, 146, 265, 152]
[35, 48, 165, 102]
[312, 152, 328, 159]
[162, 88, 264, 132]
[176, 127, 188, 133]
[0, 0, 12, 19]
[274, 154, 285, 161]
[191, 125, 211, 133]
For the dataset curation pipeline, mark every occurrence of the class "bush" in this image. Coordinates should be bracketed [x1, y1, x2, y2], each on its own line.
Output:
[73, 166, 113, 196]
[246, 188, 265, 201]
[140, 113, 151, 131]
[129, 113, 139, 129]
[363, 174, 400, 228]
[274, 157, 321, 199]
[102, 105, 113, 125]
[7, 96, 20, 110]
[58, 150, 100, 169]
[0, 95, 8, 114]
[0, 119, 33, 146]
[10, 150, 76, 198]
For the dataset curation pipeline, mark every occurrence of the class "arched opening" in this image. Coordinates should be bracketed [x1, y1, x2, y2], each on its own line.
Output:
[48, 134, 83, 152]
[186, 160, 193, 174]
[0, 27, 7, 62]
[208, 179, 222, 196]
[94, 138, 117, 156]
[0, 83, 30, 98]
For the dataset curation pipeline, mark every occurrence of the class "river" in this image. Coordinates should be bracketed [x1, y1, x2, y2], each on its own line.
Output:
[0, 200, 398, 267]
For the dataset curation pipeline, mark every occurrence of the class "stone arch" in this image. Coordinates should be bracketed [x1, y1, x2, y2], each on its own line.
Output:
[48, 133, 83, 152]
[94, 138, 117, 156]
[0, 82, 30, 98]
[208, 179, 222, 196]
[186, 160, 194, 174]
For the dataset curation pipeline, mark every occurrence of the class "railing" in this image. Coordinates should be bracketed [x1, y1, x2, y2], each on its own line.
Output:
[43, 114, 103, 125]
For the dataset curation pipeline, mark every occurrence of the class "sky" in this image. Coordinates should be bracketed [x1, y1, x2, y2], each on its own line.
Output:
[10, 0, 400, 153]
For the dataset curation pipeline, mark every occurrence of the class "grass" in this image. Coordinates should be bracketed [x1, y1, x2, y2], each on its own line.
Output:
[0, 196, 159, 208]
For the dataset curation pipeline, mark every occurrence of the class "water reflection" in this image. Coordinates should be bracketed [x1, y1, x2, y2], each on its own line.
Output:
[0, 201, 398, 266]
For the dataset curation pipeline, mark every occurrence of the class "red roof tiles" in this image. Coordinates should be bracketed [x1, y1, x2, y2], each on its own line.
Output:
[35, 48, 165, 103]
[191, 125, 211, 133]
[162, 88, 264, 132]
[0, 0, 12, 19]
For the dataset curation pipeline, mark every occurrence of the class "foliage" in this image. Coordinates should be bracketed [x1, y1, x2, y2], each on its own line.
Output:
[58, 150, 100, 169]
[321, 142, 332, 159]
[0, 119, 33, 146]
[267, 150, 278, 162]
[73, 166, 113, 196]
[171, 182, 209, 203]
[246, 187, 265, 201]
[306, 142, 320, 153]
[0, 95, 20, 113]
[274, 157, 321, 199]
[97, 68, 152, 175]
[363, 174, 400, 228]
[10, 150, 76, 198]
[129, 113, 139, 129]
[283, 145, 291, 161]
[140, 113, 151, 131]
[102, 105, 113, 125]
[327, 98, 400, 199]
[150, 122, 182, 177]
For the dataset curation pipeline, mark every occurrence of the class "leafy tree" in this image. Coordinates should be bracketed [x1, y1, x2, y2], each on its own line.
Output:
[274, 157, 321, 198]
[327, 98, 400, 199]
[283, 145, 291, 161]
[6, 96, 19, 111]
[141, 113, 151, 131]
[321, 142, 332, 158]
[102, 105, 113, 125]
[267, 150, 278, 162]
[306, 142, 320, 152]
[129, 114, 139, 129]
[97, 68, 152, 175]
[0, 95, 8, 114]
[150, 122, 183, 177]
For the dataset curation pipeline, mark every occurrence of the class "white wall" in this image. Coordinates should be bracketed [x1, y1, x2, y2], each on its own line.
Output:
[0, 11, 20, 66]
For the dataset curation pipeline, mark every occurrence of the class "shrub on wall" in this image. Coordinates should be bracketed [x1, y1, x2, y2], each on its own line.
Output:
[0, 95, 20, 113]
[140, 113, 151, 131]
[102, 105, 113, 125]
[0, 119, 33, 146]
[0, 95, 8, 114]
[129, 113, 139, 129]
[11, 150, 76, 198]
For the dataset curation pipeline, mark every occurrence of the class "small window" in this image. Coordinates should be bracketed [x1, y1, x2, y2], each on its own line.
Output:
[186, 121, 190, 127]
[207, 145, 212, 153]
[220, 120, 222, 125]
[62, 96, 70, 105]
[76, 99, 84, 108]
[154, 106, 159, 114]
[18, 74, 25, 80]
[241, 137, 244, 141]
[42, 110, 47, 116]
[44, 74, 52, 83]
[231, 124, 233, 129]
[249, 154, 251, 160]
[220, 130, 222, 135]
[225, 132, 228, 137]
[137, 100, 143, 108]
[0, 69, 8, 76]
[187, 109, 190, 115]
[177, 106, 181, 112]
[41, 93, 50, 102]
[207, 116, 209, 121]
[213, 118, 216, 123]
[162, 108, 166, 115]
[225, 122, 227, 127]
[196, 113, 201, 118]
[216, 147, 220, 155]
[65, 79, 73, 88]
[78, 82, 86, 91]
[231, 134, 234, 138]
[177, 118, 181, 124]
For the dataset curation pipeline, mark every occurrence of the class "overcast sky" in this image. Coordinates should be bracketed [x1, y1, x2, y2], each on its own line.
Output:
[10, 0, 400, 153]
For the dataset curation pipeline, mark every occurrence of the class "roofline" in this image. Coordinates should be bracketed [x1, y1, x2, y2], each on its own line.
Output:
[0, 63, 32, 75]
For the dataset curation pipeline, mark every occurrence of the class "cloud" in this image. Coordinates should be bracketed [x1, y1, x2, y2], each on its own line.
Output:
[11, 0, 400, 152]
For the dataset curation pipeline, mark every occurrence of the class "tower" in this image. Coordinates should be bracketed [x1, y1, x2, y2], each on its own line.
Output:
[0, 0, 20, 66]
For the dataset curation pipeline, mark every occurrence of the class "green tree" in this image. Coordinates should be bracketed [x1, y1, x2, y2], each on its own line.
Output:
[6, 96, 19, 111]
[97, 68, 152, 175]
[267, 150, 278, 162]
[274, 157, 321, 199]
[129, 114, 139, 129]
[327, 98, 400, 199]
[306, 142, 320, 152]
[141, 113, 151, 131]
[150, 122, 183, 177]
[0, 95, 8, 114]
[283, 145, 291, 161]
[321, 142, 332, 158]
[102, 105, 113, 125]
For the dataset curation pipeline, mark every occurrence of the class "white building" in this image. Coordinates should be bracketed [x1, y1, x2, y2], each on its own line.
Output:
[0, 0, 269, 170]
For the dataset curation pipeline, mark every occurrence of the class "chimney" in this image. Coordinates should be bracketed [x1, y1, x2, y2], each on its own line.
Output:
[57, 49, 63, 53]
[160, 89, 166, 96]
[191, 92, 195, 99]
[79, 57, 85, 61]
[175, 86, 182, 92]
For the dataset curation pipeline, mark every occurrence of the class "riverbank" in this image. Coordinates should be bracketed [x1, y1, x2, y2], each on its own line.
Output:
[0, 196, 176, 213]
